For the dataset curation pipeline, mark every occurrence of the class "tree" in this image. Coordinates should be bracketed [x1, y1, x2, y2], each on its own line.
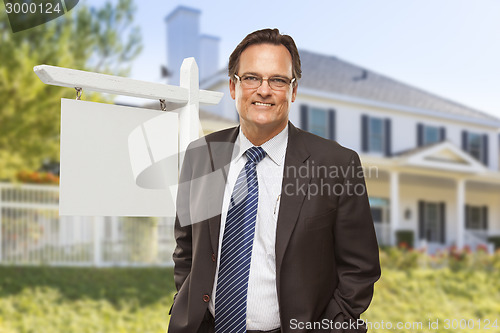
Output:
[0, 0, 142, 181]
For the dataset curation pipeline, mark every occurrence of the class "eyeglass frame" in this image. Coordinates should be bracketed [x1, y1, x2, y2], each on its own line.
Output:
[233, 73, 296, 90]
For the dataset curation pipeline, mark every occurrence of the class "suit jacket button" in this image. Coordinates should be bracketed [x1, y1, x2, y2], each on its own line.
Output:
[212, 253, 216, 262]
[203, 294, 210, 302]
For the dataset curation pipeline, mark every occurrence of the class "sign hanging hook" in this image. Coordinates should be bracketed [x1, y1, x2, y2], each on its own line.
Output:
[159, 99, 166, 111]
[75, 87, 83, 100]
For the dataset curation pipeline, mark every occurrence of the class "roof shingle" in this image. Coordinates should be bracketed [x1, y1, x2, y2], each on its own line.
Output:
[298, 50, 500, 123]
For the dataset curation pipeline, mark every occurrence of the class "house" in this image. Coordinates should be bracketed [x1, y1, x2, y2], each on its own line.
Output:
[166, 6, 500, 252]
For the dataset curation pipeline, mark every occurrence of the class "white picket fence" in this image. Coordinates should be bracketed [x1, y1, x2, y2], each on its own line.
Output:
[0, 182, 175, 266]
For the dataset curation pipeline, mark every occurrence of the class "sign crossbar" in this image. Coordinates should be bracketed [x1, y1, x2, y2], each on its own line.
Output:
[34, 63, 223, 105]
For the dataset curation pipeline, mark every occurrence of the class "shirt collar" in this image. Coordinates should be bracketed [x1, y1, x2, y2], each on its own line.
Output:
[234, 125, 288, 166]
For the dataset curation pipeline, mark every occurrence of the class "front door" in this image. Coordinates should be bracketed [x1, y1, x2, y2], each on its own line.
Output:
[419, 201, 446, 245]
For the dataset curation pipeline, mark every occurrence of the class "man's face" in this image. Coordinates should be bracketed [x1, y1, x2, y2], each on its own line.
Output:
[229, 43, 297, 135]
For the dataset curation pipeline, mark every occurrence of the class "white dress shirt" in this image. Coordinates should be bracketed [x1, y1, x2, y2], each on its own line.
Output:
[209, 126, 288, 330]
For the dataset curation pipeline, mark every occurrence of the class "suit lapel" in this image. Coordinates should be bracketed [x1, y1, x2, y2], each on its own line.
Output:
[275, 123, 311, 276]
[206, 126, 239, 254]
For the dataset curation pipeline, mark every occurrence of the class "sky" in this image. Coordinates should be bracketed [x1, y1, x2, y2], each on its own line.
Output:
[84, 0, 500, 119]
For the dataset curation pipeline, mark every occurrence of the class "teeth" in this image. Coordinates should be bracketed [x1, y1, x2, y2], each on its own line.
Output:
[255, 102, 272, 106]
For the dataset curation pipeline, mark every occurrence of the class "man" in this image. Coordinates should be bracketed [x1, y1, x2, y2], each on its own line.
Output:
[169, 29, 380, 333]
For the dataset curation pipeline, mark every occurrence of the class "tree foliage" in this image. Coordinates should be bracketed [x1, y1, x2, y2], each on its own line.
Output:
[0, 0, 142, 181]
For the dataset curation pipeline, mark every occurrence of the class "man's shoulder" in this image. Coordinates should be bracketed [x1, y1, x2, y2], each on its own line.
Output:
[204, 126, 239, 143]
[185, 126, 238, 151]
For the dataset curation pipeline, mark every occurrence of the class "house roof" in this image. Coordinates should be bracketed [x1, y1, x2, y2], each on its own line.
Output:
[298, 50, 500, 123]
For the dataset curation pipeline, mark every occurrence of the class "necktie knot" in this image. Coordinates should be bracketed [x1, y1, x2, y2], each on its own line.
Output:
[245, 146, 266, 164]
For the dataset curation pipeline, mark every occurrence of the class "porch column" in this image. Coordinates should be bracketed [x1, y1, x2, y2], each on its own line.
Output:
[456, 178, 465, 249]
[390, 171, 399, 246]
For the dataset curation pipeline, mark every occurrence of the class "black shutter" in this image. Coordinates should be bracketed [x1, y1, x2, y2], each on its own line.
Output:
[361, 115, 369, 153]
[482, 206, 488, 230]
[417, 123, 424, 146]
[300, 105, 308, 131]
[482, 134, 489, 166]
[384, 118, 392, 157]
[461, 131, 468, 151]
[418, 201, 425, 240]
[439, 202, 446, 244]
[328, 109, 336, 141]
[465, 205, 470, 229]
[440, 127, 446, 142]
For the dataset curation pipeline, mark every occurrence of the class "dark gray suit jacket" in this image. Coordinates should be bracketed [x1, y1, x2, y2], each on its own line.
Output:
[169, 122, 380, 333]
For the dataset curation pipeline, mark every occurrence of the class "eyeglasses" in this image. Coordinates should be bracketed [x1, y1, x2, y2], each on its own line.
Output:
[234, 74, 295, 90]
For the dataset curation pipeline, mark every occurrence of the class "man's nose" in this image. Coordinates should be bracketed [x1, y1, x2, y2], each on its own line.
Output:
[256, 79, 272, 96]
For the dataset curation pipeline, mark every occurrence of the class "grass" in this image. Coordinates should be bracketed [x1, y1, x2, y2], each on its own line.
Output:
[1, 248, 499, 333]
[363, 268, 500, 333]
[0, 266, 175, 333]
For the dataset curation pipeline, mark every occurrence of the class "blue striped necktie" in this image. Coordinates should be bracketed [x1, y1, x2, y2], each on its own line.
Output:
[215, 146, 266, 333]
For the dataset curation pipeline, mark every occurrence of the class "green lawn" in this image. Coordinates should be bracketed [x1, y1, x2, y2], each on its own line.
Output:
[364, 268, 500, 333]
[0, 266, 175, 333]
[0, 248, 499, 332]
[363, 247, 500, 332]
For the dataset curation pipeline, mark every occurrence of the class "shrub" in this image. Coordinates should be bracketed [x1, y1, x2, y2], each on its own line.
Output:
[379, 245, 500, 272]
[396, 230, 414, 249]
[487, 236, 500, 250]
[16, 170, 59, 184]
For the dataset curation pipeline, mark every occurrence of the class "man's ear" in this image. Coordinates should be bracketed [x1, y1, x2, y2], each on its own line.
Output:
[229, 78, 236, 100]
[291, 84, 298, 103]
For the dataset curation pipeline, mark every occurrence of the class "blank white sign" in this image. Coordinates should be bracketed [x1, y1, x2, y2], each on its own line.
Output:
[59, 99, 178, 216]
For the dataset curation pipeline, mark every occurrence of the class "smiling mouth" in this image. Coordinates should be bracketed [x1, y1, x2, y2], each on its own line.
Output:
[253, 102, 273, 106]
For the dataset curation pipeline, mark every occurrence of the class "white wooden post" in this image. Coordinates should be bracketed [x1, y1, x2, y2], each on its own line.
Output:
[456, 178, 465, 249]
[179, 58, 200, 151]
[179, 58, 201, 171]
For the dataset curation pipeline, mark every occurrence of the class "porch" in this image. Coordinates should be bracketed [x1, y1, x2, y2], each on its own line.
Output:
[362, 141, 500, 252]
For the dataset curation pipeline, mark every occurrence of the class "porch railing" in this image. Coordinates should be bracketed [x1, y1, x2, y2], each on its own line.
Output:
[464, 229, 495, 253]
